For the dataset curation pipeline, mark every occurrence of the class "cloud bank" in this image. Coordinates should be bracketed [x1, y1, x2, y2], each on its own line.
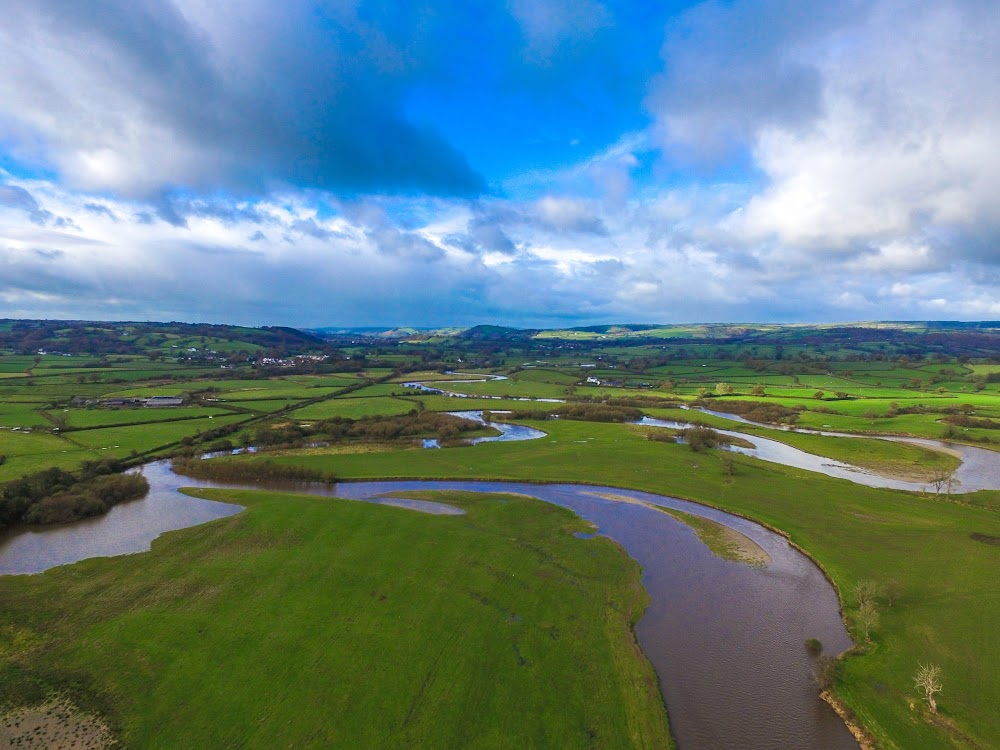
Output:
[1, 0, 999, 326]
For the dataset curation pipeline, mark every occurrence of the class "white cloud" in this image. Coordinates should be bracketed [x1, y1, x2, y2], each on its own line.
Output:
[535, 196, 607, 233]
[507, 0, 612, 61]
[650, 1, 1000, 258]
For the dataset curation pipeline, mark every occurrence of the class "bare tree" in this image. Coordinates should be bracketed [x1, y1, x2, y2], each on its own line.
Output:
[945, 474, 958, 498]
[719, 451, 737, 477]
[914, 663, 943, 713]
[854, 579, 881, 608]
[857, 602, 880, 642]
[931, 470, 951, 495]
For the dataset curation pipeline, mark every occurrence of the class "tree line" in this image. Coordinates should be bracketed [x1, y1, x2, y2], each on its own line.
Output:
[0, 460, 149, 529]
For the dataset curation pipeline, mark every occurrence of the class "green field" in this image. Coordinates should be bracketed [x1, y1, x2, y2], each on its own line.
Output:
[63, 414, 250, 457]
[0, 489, 670, 748]
[245, 418, 1000, 750]
[0, 430, 89, 480]
[47, 406, 233, 429]
[4, 320, 1000, 748]
[288, 396, 418, 420]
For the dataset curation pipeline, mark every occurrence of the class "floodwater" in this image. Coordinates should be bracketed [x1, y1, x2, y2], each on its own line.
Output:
[447, 410, 548, 443]
[338, 480, 860, 750]
[641, 416, 934, 492]
[0, 464, 858, 749]
[686, 407, 1000, 492]
[0, 461, 243, 575]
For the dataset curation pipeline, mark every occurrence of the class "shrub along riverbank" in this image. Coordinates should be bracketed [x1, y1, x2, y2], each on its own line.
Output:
[0, 461, 149, 530]
[171, 457, 335, 484]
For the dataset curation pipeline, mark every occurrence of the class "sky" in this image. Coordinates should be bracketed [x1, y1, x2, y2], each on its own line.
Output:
[2, 0, 999, 328]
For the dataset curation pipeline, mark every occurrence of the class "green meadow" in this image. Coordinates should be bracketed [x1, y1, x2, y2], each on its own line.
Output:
[245, 418, 1000, 750]
[0, 489, 671, 748]
[288, 396, 418, 420]
[62, 414, 251, 457]
[3, 321, 1000, 748]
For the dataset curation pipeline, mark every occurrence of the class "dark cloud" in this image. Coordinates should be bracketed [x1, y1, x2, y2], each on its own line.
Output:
[1, 0, 485, 197]
[290, 218, 343, 241]
[32, 248, 64, 260]
[83, 203, 118, 221]
[0, 184, 53, 225]
[368, 226, 444, 262]
[648, 0, 861, 161]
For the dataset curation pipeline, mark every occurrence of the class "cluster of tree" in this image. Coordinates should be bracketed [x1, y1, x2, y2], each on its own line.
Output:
[942, 413, 1000, 430]
[506, 404, 643, 423]
[0, 462, 149, 529]
[249, 411, 483, 449]
[678, 426, 738, 452]
[23, 474, 150, 525]
[172, 458, 335, 484]
[0, 320, 327, 357]
[693, 399, 801, 425]
[553, 404, 643, 422]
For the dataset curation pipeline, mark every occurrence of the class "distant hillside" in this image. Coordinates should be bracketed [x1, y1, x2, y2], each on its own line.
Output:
[0, 320, 326, 356]
[458, 325, 537, 341]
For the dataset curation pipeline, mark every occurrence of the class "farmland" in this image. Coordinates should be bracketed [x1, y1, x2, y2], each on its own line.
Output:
[2, 318, 1000, 749]
[0, 487, 670, 748]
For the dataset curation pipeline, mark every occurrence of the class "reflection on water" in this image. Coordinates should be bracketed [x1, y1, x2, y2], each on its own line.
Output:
[685, 407, 1000, 493]
[446, 410, 548, 443]
[338, 480, 860, 750]
[641, 416, 932, 491]
[0, 462, 243, 575]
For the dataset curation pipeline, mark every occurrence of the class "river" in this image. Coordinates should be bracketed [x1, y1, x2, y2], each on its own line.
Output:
[0, 460, 859, 750]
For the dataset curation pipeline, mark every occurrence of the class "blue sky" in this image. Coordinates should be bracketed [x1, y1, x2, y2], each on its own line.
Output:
[2, 0, 999, 327]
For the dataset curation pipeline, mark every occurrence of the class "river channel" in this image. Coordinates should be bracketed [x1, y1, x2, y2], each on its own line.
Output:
[0, 458, 859, 750]
[687, 406, 1000, 492]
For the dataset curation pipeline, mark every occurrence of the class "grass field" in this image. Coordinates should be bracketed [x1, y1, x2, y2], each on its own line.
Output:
[642, 406, 963, 481]
[288, 396, 418, 421]
[0, 403, 52, 429]
[0, 488, 671, 749]
[0, 430, 89, 480]
[244, 418, 1000, 750]
[63, 414, 250, 457]
[46, 406, 233, 429]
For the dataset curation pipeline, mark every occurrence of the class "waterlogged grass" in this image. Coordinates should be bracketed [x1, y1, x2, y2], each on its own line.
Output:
[0, 489, 671, 749]
[643, 406, 963, 481]
[250, 419, 1000, 750]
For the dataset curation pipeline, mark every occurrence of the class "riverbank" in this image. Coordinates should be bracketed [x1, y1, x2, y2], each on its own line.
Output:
[0, 487, 672, 748]
[262, 418, 1000, 749]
